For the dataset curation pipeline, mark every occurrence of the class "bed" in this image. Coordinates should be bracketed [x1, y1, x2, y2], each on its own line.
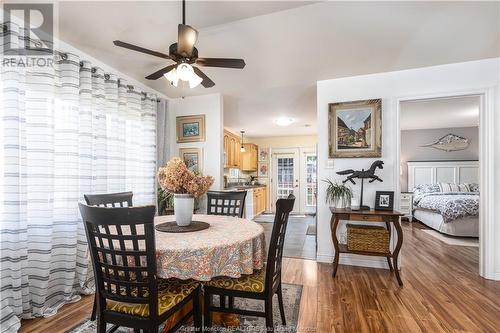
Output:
[407, 161, 479, 237]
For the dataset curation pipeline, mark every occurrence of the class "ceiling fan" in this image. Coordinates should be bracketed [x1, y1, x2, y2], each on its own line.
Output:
[112, 0, 245, 88]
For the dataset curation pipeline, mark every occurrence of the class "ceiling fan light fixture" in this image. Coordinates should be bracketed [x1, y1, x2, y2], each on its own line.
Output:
[177, 63, 194, 81]
[188, 72, 203, 88]
[164, 68, 179, 86]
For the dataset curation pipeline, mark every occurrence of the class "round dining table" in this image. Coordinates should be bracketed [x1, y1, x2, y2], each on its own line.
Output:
[154, 214, 266, 330]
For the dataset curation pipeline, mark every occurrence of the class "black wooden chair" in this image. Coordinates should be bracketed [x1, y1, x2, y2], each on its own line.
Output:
[84, 192, 134, 321]
[206, 191, 247, 218]
[203, 194, 295, 333]
[79, 203, 202, 333]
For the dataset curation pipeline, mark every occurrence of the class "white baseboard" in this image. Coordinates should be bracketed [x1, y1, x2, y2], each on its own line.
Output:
[316, 253, 391, 270]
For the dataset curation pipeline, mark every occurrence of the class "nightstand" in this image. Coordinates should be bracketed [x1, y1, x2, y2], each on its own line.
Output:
[400, 192, 413, 222]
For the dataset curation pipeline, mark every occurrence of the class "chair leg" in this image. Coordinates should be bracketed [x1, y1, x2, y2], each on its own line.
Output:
[96, 318, 106, 333]
[204, 291, 212, 331]
[90, 294, 97, 321]
[265, 298, 274, 333]
[192, 287, 202, 332]
[277, 285, 286, 326]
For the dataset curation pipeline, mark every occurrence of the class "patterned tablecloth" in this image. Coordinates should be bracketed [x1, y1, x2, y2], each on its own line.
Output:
[154, 214, 266, 281]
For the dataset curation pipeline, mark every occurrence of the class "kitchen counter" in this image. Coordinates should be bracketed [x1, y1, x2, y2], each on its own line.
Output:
[223, 184, 266, 191]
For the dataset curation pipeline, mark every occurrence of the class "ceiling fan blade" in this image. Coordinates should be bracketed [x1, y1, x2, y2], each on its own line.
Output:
[113, 40, 171, 60]
[196, 57, 246, 69]
[193, 67, 215, 88]
[177, 24, 198, 57]
[145, 64, 177, 80]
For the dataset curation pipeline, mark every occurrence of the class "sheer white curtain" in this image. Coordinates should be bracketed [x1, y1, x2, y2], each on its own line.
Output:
[0, 22, 157, 333]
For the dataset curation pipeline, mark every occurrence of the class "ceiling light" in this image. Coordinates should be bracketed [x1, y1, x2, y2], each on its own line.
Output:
[240, 130, 246, 152]
[275, 117, 295, 127]
[164, 63, 202, 88]
[164, 68, 179, 87]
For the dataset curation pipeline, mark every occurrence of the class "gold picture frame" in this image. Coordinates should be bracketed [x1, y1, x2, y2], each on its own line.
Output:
[176, 115, 206, 143]
[179, 148, 203, 173]
[328, 99, 382, 158]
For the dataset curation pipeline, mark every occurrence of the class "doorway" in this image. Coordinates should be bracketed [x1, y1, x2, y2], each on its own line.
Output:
[398, 94, 481, 272]
[270, 147, 317, 214]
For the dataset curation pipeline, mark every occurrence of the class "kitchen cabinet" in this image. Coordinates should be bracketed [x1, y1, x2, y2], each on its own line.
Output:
[253, 186, 267, 216]
[223, 130, 240, 168]
[240, 143, 258, 172]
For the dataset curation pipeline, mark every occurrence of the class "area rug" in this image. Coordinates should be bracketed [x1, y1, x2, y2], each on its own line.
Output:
[421, 229, 479, 247]
[66, 284, 302, 333]
[306, 225, 316, 236]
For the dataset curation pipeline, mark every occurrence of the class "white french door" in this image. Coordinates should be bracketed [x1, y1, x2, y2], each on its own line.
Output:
[271, 147, 317, 214]
[272, 150, 300, 213]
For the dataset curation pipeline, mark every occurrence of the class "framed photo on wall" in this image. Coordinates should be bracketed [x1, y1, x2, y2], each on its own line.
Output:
[328, 99, 382, 158]
[179, 148, 203, 173]
[176, 115, 205, 143]
[375, 191, 394, 211]
[258, 147, 269, 162]
[258, 162, 269, 177]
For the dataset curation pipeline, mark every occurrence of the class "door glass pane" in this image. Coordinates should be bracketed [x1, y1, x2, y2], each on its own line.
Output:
[306, 155, 317, 206]
[277, 157, 294, 199]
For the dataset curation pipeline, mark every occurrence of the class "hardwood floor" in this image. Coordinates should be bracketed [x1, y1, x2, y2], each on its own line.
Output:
[20, 222, 500, 333]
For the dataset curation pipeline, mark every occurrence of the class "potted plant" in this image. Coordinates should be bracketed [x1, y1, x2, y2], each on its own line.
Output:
[324, 179, 352, 209]
[157, 157, 214, 226]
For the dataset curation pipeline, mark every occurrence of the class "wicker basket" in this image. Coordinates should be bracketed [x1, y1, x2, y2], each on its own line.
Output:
[347, 224, 389, 253]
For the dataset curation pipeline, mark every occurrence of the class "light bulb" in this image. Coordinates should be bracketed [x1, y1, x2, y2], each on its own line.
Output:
[164, 68, 179, 87]
[188, 72, 203, 88]
[177, 63, 194, 81]
[274, 117, 295, 127]
[240, 146, 246, 152]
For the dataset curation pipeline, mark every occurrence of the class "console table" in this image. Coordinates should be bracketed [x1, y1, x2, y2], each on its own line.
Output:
[330, 208, 404, 286]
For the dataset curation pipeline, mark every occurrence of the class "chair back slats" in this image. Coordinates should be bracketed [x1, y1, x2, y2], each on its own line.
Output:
[207, 191, 247, 218]
[79, 203, 159, 317]
[265, 194, 295, 293]
[84, 191, 133, 207]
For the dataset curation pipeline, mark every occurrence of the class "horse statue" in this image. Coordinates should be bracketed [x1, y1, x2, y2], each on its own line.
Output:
[336, 160, 384, 210]
[336, 160, 384, 184]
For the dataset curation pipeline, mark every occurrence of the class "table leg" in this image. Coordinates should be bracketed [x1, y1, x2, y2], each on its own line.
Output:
[331, 214, 340, 278]
[392, 218, 404, 286]
[384, 221, 393, 271]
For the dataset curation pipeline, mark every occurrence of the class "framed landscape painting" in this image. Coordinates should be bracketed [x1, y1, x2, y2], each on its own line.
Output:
[328, 99, 382, 158]
[179, 148, 203, 173]
[176, 115, 206, 143]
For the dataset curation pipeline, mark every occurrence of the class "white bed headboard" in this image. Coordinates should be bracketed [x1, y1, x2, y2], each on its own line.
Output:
[407, 161, 478, 191]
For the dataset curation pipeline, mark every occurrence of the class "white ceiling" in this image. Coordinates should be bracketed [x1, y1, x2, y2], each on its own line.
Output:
[400, 96, 480, 131]
[56, 1, 500, 137]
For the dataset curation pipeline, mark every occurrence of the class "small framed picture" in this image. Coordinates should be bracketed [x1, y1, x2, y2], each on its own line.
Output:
[375, 191, 394, 211]
[258, 147, 269, 162]
[258, 162, 269, 177]
[179, 148, 203, 173]
[176, 115, 205, 143]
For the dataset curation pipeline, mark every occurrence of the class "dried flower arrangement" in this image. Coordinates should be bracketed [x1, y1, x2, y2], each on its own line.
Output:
[158, 157, 214, 198]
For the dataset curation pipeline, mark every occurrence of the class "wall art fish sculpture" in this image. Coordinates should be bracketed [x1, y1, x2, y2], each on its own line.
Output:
[421, 133, 470, 152]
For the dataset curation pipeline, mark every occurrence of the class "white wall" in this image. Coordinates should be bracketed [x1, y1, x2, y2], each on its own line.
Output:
[168, 94, 224, 191]
[316, 58, 500, 280]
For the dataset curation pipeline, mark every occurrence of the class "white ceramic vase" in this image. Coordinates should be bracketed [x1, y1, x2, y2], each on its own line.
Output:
[174, 194, 194, 226]
[335, 197, 346, 209]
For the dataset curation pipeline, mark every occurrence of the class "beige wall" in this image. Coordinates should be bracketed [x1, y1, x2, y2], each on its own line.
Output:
[246, 135, 317, 148]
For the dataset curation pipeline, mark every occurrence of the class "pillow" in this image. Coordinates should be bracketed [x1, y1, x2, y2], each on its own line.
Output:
[438, 182, 470, 192]
[468, 183, 480, 192]
[413, 183, 440, 195]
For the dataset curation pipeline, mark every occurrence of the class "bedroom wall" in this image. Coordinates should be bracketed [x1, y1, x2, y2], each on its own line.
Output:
[316, 58, 500, 280]
[400, 126, 479, 191]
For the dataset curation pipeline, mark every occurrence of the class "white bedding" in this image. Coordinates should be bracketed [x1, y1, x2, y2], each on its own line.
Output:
[413, 209, 479, 237]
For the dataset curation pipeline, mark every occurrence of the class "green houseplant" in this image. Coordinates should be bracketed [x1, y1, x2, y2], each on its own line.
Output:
[324, 179, 353, 208]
